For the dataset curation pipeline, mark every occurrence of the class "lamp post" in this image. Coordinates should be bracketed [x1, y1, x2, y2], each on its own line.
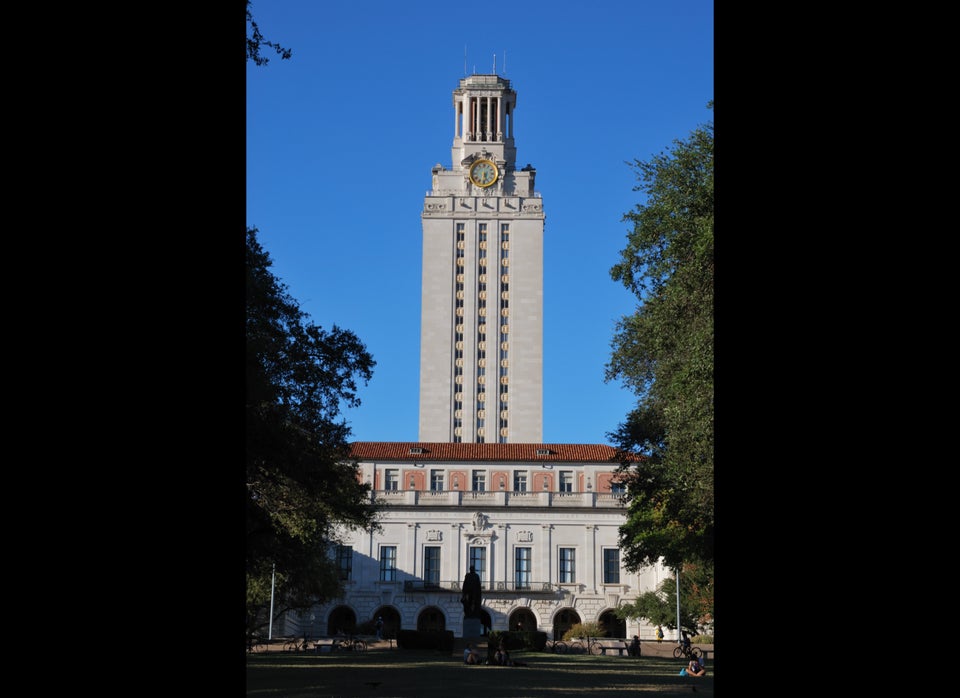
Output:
[268, 562, 276, 640]
[675, 567, 681, 644]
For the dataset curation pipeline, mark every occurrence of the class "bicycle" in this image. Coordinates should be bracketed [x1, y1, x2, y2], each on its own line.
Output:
[334, 636, 367, 653]
[673, 643, 703, 659]
[547, 639, 567, 654]
[283, 637, 310, 652]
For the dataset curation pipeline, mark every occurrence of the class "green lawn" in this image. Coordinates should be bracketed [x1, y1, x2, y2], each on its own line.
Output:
[246, 648, 714, 697]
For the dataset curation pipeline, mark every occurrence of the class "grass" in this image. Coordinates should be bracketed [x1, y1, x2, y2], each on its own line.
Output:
[246, 647, 714, 697]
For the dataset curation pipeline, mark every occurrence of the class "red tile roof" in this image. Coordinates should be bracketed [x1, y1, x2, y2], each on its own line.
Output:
[349, 442, 642, 463]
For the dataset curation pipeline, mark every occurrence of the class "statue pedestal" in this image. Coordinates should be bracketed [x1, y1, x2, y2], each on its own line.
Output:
[462, 617, 482, 639]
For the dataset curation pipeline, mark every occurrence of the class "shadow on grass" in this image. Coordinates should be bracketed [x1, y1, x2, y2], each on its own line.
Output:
[246, 649, 714, 697]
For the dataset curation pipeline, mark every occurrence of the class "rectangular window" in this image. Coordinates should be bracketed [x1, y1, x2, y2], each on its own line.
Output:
[430, 469, 444, 491]
[424, 546, 441, 587]
[335, 545, 353, 582]
[603, 548, 621, 584]
[469, 546, 487, 585]
[379, 546, 397, 581]
[513, 471, 527, 492]
[559, 471, 573, 492]
[559, 547, 576, 583]
[611, 480, 626, 494]
[472, 469, 486, 492]
[515, 547, 531, 590]
[385, 469, 399, 491]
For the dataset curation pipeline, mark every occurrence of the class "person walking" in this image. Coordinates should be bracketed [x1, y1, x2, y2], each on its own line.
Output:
[375, 616, 383, 640]
[656, 625, 664, 643]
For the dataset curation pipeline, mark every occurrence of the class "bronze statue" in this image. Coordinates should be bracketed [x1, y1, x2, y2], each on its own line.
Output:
[460, 565, 482, 618]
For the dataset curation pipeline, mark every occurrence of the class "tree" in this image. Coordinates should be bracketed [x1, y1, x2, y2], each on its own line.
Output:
[615, 561, 714, 636]
[606, 103, 714, 572]
[246, 227, 379, 634]
[562, 621, 604, 642]
[246, 0, 291, 66]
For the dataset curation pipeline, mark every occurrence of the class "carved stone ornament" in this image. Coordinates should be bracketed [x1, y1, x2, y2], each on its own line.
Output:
[472, 511, 488, 531]
[461, 149, 495, 168]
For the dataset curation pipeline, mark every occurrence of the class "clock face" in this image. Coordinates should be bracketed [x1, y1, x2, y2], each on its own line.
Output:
[469, 159, 498, 188]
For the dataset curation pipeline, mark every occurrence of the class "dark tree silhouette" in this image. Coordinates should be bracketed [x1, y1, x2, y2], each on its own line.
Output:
[246, 1, 292, 66]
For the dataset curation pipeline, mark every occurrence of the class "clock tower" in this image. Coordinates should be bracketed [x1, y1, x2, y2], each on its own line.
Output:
[419, 74, 544, 443]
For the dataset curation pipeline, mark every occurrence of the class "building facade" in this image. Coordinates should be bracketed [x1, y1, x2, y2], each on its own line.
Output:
[419, 74, 544, 443]
[276, 75, 669, 642]
[296, 442, 669, 642]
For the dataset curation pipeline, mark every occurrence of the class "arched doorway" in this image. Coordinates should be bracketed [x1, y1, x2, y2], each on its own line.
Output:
[373, 606, 401, 641]
[326, 605, 357, 636]
[416, 606, 446, 632]
[552, 608, 582, 640]
[598, 609, 626, 638]
[509, 608, 537, 633]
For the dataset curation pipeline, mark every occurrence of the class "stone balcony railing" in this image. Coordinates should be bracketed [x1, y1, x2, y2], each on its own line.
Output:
[402, 579, 559, 594]
[374, 489, 625, 508]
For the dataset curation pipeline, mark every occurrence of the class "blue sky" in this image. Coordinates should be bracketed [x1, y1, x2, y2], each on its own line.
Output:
[246, 0, 713, 444]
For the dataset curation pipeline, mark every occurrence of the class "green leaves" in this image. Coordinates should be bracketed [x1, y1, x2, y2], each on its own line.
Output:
[615, 562, 713, 634]
[607, 104, 714, 572]
[246, 227, 378, 630]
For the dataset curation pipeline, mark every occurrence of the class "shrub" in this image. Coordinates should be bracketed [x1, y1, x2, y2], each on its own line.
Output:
[561, 621, 604, 641]
[518, 630, 547, 651]
[396, 629, 454, 651]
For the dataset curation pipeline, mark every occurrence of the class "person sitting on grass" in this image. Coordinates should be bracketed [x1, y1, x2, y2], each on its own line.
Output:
[686, 657, 706, 677]
[495, 634, 509, 665]
[464, 643, 480, 665]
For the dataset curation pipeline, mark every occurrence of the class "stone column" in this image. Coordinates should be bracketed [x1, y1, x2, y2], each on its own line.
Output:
[455, 96, 461, 140]
[497, 96, 505, 141]
[541, 523, 552, 589]
[486, 96, 492, 141]
[585, 525, 598, 593]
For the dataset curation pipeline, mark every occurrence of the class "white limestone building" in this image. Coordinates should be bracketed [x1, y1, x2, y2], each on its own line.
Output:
[419, 74, 543, 443]
[280, 75, 668, 642]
